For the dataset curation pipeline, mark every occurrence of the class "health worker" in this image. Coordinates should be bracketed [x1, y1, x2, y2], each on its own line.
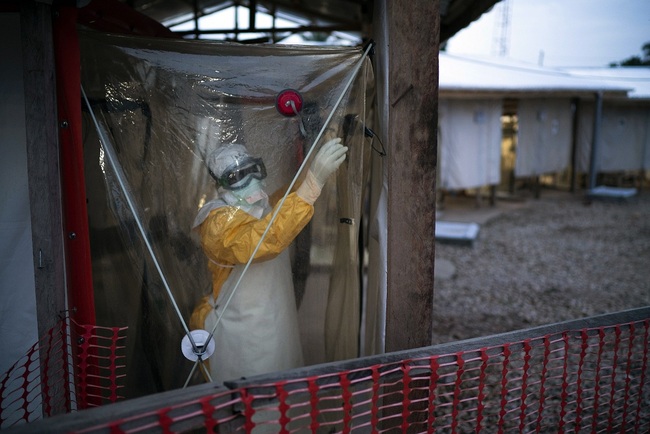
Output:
[190, 138, 347, 383]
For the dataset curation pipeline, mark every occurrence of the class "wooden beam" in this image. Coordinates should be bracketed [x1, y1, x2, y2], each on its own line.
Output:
[385, 0, 439, 352]
[440, 0, 499, 43]
[21, 0, 69, 417]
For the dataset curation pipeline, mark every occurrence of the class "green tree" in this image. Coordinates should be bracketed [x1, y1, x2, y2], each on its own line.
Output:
[610, 42, 650, 67]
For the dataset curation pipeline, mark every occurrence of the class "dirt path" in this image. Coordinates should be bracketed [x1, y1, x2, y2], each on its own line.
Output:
[433, 190, 650, 344]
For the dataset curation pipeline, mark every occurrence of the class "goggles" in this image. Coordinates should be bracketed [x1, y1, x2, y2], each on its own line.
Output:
[214, 157, 267, 190]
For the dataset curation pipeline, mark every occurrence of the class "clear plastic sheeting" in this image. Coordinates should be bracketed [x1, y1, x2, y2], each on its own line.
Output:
[79, 30, 372, 397]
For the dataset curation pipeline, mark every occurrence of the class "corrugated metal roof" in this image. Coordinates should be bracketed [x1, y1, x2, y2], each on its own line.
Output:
[563, 67, 650, 100]
[118, 0, 499, 42]
[439, 53, 633, 97]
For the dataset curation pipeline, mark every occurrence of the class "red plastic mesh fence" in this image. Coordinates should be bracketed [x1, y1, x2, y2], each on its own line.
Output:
[71, 315, 649, 433]
[0, 319, 127, 429]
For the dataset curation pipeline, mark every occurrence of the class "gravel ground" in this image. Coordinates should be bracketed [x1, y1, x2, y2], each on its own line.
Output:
[432, 189, 650, 344]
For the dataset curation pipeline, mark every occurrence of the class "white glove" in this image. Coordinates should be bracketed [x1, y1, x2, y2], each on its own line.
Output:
[310, 138, 348, 187]
[297, 138, 348, 205]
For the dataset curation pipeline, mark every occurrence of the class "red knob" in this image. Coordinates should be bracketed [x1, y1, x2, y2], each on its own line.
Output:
[276, 89, 303, 117]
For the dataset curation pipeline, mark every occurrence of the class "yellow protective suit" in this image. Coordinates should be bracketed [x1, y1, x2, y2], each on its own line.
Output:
[190, 190, 314, 383]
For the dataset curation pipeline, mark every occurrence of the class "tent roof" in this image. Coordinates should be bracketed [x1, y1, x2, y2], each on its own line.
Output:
[439, 53, 632, 98]
[563, 67, 650, 100]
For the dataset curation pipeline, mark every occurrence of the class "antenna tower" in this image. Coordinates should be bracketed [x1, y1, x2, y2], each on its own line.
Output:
[492, 0, 511, 57]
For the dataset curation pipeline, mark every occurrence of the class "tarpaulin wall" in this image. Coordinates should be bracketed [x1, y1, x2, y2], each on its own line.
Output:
[576, 101, 650, 174]
[438, 98, 502, 190]
[79, 30, 371, 398]
[515, 98, 573, 178]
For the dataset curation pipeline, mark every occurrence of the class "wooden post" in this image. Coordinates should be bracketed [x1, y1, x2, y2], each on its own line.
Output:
[21, 0, 66, 343]
[385, 0, 439, 352]
[21, 0, 69, 416]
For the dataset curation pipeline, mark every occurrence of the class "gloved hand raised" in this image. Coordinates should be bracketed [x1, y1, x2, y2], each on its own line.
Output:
[310, 138, 348, 187]
[297, 137, 348, 205]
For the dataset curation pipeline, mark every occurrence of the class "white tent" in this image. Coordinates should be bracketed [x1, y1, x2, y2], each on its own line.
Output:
[515, 98, 573, 177]
[565, 67, 650, 174]
[438, 53, 632, 191]
[438, 99, 502, 189]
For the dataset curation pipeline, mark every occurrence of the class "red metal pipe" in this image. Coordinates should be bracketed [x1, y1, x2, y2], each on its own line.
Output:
[53, 6, 96, 328]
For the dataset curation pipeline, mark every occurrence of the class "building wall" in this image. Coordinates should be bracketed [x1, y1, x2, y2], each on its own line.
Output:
[0, 13, 39, 376]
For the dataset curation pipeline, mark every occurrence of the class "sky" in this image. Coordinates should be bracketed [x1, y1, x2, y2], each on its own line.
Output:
[445, 0, 650, 68]
[171, 0, 650, 65]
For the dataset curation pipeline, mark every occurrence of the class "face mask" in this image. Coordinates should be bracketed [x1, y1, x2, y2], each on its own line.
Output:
[232, 179, 268, 204]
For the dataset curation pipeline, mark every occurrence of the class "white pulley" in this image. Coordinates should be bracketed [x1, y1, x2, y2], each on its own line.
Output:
[181, 329, 216, 362]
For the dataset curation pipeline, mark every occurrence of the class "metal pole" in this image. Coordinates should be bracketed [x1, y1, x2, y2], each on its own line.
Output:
[569, 98, 579, 193]
[588, 91, 603, 192]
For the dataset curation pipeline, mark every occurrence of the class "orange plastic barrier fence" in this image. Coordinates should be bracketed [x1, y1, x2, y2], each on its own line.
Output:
[3, 309, 649, 433]
[0, 320, 127, 429]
